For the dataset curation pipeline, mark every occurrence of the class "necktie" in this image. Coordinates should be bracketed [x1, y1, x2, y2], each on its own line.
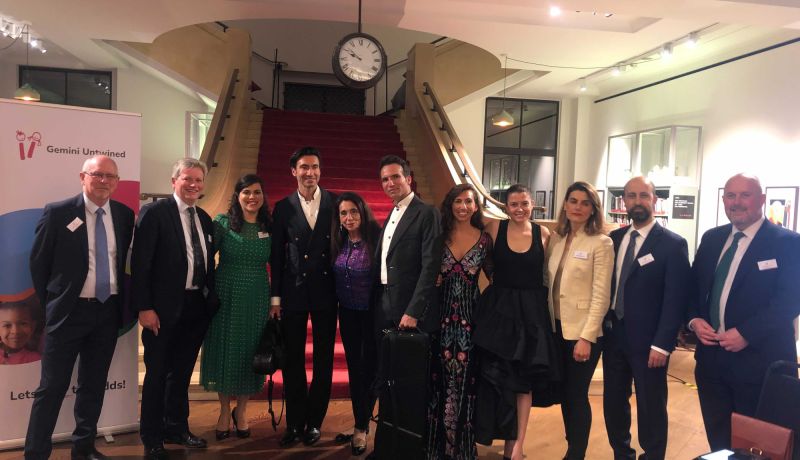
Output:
[708, 232, 745, 331]
[614, 230, 639, 320]
[187, 207, 206, 289]
[95, 208, 111, 303]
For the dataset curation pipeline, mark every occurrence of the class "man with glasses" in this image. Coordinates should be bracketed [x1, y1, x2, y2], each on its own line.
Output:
[25, 156, 134, 460]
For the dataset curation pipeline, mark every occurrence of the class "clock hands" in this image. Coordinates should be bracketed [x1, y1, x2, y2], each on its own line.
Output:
[344, 49, 363, 61]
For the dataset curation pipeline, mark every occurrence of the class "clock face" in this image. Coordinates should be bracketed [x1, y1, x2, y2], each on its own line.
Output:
[332, 32, 387, 89]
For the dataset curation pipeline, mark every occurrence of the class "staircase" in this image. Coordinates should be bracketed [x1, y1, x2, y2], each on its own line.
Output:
[256, 109, 408, 399]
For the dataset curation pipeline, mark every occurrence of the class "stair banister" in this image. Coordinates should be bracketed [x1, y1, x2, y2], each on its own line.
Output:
[418, 82, 547, 219]
[200, 67, 239, 170]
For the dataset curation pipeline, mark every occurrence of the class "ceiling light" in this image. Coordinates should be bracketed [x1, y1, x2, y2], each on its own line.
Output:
[29, 38, 39, 49]
[660, 42, 673, 60]
[611, 66, 621, 77]
[14, 83, 41, 101]
[687, 32, 698, 48]
[579, 78, 587, 92]
[40, 48, 46, 54]
[14, 26, 41, 102]
[549, 6, 562, 17]
[493, 54, 515, 127]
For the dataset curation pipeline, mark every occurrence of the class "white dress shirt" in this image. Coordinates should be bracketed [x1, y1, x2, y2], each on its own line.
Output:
[380, 192, 415, 284]
[174, 193, 208, 290]
[298, 187, 321, 230]
[79, 194, 118, 298]
[715, 217, 765, 331]
[611, 220, 669, 355]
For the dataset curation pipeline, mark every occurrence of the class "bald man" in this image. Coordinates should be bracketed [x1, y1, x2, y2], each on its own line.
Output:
[26, 156, 135, 460]
[689, 173, 800, 451]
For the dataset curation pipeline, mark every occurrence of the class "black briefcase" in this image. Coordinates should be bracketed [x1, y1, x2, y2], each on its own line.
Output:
[374, 328, 430, 460]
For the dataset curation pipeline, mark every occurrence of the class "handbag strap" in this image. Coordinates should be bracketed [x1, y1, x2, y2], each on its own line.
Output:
[267, 374, 285, 431]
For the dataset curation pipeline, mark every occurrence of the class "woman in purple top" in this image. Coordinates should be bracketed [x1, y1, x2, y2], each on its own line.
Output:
[331, 192, 381, 456]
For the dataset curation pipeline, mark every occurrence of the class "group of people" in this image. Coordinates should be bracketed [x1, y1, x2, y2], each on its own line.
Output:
[19, 145, 800, 460]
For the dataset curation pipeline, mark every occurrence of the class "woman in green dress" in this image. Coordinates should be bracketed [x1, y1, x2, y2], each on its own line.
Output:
[201, 174, 272, 440]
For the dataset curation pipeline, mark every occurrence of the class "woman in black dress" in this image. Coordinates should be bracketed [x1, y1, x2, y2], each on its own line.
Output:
[473, 184, 560, 460]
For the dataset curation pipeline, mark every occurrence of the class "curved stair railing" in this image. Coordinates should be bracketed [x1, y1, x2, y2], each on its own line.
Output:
[416, 82, 546, 218]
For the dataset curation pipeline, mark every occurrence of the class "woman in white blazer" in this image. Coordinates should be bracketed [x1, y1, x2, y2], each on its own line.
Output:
[545, 181, 613, 460]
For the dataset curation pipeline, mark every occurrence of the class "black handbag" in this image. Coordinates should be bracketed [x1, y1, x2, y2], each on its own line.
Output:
[252, 316, 285, 430]
[253, 316, 284, 375]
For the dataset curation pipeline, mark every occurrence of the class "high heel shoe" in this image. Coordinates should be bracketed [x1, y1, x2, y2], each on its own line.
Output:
[231, 408, 251, 438]
[351, 428, 367, 456]
[215, 412, 230, 441]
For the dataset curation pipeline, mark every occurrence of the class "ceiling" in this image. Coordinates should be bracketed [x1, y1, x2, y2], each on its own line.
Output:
[1, 0, 800, 98]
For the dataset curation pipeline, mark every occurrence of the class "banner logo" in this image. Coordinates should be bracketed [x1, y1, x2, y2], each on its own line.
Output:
[16, 130, 42, 161]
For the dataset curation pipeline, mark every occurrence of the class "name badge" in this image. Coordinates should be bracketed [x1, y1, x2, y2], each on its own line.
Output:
[573, 250, 589, 260]
[67, 217, 84, 232]
[638, 253, 655, 266]
[757, 259, 778, 271]
[258, 231, 270, 239]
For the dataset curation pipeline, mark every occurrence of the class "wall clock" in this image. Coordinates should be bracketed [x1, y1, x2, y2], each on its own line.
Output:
[332, 32, 387, 89]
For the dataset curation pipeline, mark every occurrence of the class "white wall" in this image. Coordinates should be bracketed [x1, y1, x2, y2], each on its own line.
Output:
[584, 41, 800, 244]
[0, 53, 208, 197]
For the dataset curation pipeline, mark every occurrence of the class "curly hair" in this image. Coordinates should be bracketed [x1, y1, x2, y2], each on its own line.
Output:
[440, 184, 484, 241]
[331, 192, 381, 260]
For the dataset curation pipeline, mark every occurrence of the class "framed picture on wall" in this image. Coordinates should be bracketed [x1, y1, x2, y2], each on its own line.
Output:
[534, 190, 546, 219]
[765, 186, 798, 231]
[716, 188, 727, 226]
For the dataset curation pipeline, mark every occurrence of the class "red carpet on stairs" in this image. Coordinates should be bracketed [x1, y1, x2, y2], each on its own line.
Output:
[255, 109, 407, 400]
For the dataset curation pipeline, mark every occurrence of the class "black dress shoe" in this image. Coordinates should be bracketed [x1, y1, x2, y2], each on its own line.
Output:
[303, 427, 321, 446]
[215, 429, 230, 441]
[71, 446, 109, 460]
[144, 444, 169, 460]
[164, 431, 207, 448]
[279, 427, 302, 447]
[231, 408, 251, 438]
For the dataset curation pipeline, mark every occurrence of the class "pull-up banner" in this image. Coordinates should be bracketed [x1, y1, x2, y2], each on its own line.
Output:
[0, 98, 141, 450]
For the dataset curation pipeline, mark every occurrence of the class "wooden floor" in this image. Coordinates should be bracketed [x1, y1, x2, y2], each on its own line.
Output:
[0, 349, 710, 459]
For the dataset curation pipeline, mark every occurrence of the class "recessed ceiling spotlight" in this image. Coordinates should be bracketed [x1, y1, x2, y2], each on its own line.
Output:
[579, 78, 587, 92]
[660, 42, 673, 60]
[687, 32, 699, 48]
[40, 48, 46, 54]
[29, 38, 39, 49]
[549, 6, 562, 17]
[611, 65, 621, 77]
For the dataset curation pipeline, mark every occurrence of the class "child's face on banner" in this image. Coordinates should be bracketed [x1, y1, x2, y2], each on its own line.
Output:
[0, 308, 35, 351]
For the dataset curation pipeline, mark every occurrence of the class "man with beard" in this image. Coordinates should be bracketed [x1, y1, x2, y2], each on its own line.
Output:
[602, 176, 690, 460]
[688, 173, 800, 451]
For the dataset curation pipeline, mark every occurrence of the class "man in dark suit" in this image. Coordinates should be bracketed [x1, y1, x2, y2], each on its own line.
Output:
[25, 156, 134, 460]
[689, 173, 800, 451]
[603, 176, 690, 460]
[270, 147, 337, 447]
[374, 155, 441, 334]
[131, 158, 218, 460]
[364, 155, 441, 459]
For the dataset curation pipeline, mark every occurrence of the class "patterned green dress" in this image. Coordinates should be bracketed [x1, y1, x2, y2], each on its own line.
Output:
[200, 214, 271, 395]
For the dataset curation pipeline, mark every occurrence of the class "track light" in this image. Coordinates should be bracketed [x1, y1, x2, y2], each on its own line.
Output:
[611, 65, 622, 77]
[549, 6, 562, 17]
[579, 78, 587, 92]
[660, 42, 673, 60]
[687, 32, 698, 48]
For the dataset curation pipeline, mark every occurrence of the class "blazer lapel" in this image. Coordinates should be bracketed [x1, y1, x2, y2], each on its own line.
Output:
[288, 191, 313, 233]
[730, 221, 772, 295]
[167, 197, 188, 259]
[387, 198, 421, 257]
[73, 194, 90, 268]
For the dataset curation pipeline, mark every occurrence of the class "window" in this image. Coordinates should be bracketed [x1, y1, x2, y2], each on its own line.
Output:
[482, 98, 559, 218]
[19, 66, 112, 110]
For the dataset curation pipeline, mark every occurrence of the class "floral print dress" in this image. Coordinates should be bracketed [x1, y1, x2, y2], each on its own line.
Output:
[427, 232, 493, 460]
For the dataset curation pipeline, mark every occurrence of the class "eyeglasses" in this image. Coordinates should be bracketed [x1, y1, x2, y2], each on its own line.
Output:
[84, 171, 119, 181]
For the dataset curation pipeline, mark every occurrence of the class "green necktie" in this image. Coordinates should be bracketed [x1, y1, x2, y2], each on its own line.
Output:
[708, 232, 745, 331]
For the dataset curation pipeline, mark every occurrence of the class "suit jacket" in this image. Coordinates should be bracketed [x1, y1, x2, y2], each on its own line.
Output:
[545, 229, 614, 342]
[689, 220, 800, 383]
[29, 194, 135, 333]
[608, 223, 690, 354]
[269, 188, 337, 311]
[374, 195, 442, 333]
[130, 196, 217, 326]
